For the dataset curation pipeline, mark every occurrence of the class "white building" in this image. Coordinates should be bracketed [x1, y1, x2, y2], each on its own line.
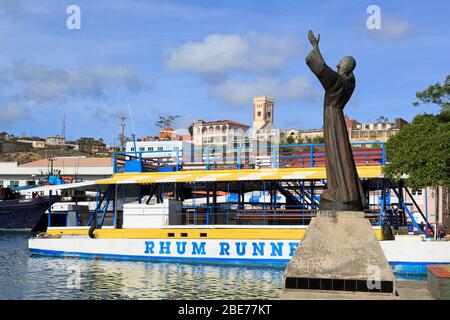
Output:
[45, 135, 66, 146]
[125, 140, 194, 163]
[0, 157, 113, 188]
[192, 120, 250, 164]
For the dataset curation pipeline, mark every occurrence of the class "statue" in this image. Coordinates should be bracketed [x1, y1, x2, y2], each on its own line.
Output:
[306, 30, 366, 211]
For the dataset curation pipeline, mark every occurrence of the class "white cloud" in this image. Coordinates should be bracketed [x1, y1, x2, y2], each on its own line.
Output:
[0, 101, 29, 125]
[213, 75, 317, 107]
[11, 62, 147, 104]
[369, 18, 411, 41]
[165, 32, 301, 76]
[165, 32, 317, 107]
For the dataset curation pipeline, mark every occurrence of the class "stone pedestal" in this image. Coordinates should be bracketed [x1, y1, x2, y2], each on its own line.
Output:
[280, 211, 396, 299]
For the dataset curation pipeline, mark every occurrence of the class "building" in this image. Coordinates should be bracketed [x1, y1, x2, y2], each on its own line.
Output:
[0, 157, 113, 188]
[281, 116, 408, 144]
[251, 96, 280, 166]
[192, 120, 250, 163]
[77, 137, 105, 154]
[137, 136, 160, 142]
[45, 135, 65, 146]
[0, 132, 9, 140]
[159, 128, 192, 142]
[16, 139, 46, 149]
[159, 128, 177, 141]
[280, 128, 324, 143]
[125, 140, 194, 164]
[91, 145, 108, 156]
[347, 117, 408, 143]
[253, 96, 274, 132]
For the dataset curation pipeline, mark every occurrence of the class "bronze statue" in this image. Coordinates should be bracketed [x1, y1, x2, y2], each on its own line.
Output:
[306, 30, 366, 211]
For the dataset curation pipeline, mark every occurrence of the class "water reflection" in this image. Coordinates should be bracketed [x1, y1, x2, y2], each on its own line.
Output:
[0, 231, 282, 299]
[22, 256, 283, 299]
[1, 231, 424, 300]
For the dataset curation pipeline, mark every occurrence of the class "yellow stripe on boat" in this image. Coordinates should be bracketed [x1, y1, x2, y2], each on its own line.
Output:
[96, 166, 383, 185]
[47, 227, 384, 240]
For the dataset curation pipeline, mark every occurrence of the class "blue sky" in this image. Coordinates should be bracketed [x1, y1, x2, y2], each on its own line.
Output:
[0, 0, 448, 145]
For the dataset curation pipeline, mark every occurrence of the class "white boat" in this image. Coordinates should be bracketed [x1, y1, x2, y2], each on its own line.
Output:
[28, 146, 450, 276]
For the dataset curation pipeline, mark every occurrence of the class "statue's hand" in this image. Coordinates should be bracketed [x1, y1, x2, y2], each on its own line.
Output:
[308, 30, 320, 49]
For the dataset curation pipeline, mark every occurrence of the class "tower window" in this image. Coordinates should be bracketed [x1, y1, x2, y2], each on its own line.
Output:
[267, 112, 271, 118]
[257, 111, 261, 117]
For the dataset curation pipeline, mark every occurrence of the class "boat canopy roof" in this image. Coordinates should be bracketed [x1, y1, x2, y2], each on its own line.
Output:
[19, 181, 98, 195]
[95, 166, 383, 185]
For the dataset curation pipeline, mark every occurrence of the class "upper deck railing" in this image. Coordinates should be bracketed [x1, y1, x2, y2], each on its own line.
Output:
[113, 142, 386, 173]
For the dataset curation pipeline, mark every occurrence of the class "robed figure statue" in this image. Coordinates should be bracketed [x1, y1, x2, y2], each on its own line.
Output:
[306, 30, 366, 211]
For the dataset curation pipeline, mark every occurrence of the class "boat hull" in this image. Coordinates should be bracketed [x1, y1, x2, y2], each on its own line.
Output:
[28, 236, 450, 276]
[0, 199, 50, 231]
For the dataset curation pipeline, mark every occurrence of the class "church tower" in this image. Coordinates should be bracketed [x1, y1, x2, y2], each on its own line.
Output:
[253, 96, 274, 133]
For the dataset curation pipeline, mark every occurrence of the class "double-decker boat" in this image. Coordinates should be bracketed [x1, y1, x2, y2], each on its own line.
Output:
[28, 143, 450, 275]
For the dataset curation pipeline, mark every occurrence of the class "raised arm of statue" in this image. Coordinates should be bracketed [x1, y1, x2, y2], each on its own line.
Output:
[305, 30, 339, 91]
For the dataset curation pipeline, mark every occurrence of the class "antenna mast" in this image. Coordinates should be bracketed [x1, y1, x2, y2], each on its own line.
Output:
[61, 114, 66, 139]
[119, 115, 127, 152]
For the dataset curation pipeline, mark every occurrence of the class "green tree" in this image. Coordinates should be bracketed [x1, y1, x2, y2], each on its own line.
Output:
[413, 75, 450, 112]
[387, 76, 450, 230]
[376, 116, 389, 124]
[384, 111, 450, 188]
[384, 111, 450, 229]
[286, 136, 296, 144]
[155, 115, 180, 129]
[188, 120, 203, 136]
[312, 136, 324, 144]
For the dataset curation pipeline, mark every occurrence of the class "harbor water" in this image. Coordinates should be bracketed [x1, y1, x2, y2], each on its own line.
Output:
[0, 231, 424, 299]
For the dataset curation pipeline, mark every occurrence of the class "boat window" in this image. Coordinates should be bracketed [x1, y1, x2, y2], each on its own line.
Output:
[167, 233, 175, 237]
[181, 233, 188, 237]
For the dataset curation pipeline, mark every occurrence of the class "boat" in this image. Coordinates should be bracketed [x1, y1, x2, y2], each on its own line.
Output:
[0, 185, 63, 231]
[0, 194, 54, 231]
[28, 143, 450, 276]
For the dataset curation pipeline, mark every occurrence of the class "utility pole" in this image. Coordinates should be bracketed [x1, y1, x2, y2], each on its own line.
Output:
[61, 114, 66, 139]
[119, 116, 127, 152]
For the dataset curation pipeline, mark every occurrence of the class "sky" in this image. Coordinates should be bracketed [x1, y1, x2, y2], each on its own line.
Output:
[0, 0, 448, 145]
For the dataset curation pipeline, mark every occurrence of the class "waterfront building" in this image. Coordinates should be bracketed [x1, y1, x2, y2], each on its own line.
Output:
[0, 157, 113, 188]
[125, 140, 194, 164]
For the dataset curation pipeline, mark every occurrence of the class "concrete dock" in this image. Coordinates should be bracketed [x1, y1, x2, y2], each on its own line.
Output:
[280, 280, 435, 300]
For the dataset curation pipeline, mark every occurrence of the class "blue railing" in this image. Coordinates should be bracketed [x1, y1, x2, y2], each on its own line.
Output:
[113, 142, 386, 173]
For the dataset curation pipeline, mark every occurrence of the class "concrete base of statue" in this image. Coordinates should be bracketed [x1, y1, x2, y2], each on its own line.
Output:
[280, 211, 396, 299]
